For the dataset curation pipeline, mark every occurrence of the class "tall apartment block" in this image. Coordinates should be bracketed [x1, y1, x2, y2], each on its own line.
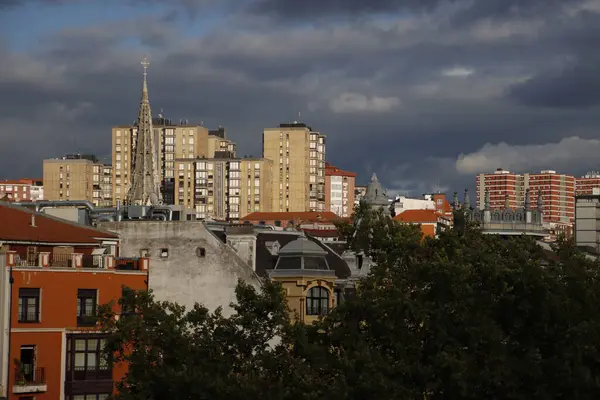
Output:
[112, 118, 236, 206]
[475, 168, 520, 210]
[476, 168, 575, 224]
[43, 154, 112, 206]
[174, 156, 273, 220]
[576, 171, 600, 195]
[263, 122, 326, 212]
[324, 163, 356, 218]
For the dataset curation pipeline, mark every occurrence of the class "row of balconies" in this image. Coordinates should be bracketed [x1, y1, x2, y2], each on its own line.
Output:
[5, 251, 149, 271]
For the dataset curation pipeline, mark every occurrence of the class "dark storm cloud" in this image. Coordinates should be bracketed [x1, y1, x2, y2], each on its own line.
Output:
[507, 60, 600, 109]
[3, 0, 600, 196]
[250, 0, 582, 22]
[0, 0, 64, 9]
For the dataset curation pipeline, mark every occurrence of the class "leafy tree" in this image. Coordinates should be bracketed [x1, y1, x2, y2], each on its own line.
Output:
[99, 281, 342, 400]
[314, 224, 600, 399]
[102, 213, 600, 399]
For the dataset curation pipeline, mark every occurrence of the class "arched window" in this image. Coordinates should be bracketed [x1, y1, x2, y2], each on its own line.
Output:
[306, 286, 329, 316]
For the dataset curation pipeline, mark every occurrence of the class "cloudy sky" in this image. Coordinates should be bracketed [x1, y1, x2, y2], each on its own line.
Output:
[2, 0, 600, 196]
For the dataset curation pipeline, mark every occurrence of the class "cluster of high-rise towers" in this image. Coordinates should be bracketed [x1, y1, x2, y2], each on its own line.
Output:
[40, 59, 357, 221]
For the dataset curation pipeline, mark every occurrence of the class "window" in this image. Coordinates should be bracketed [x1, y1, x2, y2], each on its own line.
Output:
[70, 394, 110, 400]
[19, 345, 36, 383]
[18, 288, 40, 323]
[196, 247, 206, 257]
[306, 286, 329, 316]
[66, 335, 111, 382]
[77, 289, 97, 327]
[160, 248, 169, 258]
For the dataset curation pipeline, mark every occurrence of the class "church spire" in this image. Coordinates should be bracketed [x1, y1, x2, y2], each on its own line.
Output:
[127, 57, 163, 206]
[141, 57, 150, 103]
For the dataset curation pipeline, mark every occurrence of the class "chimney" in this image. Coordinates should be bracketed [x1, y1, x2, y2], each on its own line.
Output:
[31, 214, 36, 227]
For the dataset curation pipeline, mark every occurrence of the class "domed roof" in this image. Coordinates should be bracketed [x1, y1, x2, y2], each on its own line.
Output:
[278, 235, 327, 257]
[273, 234, 330, 271]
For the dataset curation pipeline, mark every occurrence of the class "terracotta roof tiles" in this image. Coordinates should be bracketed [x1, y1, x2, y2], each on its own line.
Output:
[394, 209, 440, 223]
[241, 211, 340, 223]
[0, 203, 118, 244]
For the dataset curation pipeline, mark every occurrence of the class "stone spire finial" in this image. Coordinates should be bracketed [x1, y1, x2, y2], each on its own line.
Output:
[504, 194, 510, 210]
[524, 188, 531, 210]
[127, 56, 163, 206]
[371, 173, 378, 182]
[141, 56, 150, 102]
[452, 191, 459, 210]
[484, 188, 490, 210]
[463, 189, 471, 210]
[537, 190, 543, 211]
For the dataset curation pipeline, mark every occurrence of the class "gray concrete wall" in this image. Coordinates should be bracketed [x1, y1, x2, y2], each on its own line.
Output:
[99, 221, 261, 316]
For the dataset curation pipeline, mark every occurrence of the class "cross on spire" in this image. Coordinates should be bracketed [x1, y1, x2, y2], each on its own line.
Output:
[141, 56, 150, 76]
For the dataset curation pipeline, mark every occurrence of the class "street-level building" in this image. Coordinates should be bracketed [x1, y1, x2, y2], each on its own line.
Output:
[0, 203, 149, 400]
[324, 163, 356, 218]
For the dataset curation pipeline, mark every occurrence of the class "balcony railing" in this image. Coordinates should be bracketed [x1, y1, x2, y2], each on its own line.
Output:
[7, 252, 150, 272]
[14, 253, 104, 269]
[13, 367, 47, 394]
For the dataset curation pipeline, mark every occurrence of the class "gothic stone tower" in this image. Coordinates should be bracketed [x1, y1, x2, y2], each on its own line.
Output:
[127, 58, 163, 206]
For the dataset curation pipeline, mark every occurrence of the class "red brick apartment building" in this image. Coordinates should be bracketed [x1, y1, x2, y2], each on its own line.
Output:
[476, 169, 575, 224]
[0, 203, 148, 400]
[324, 164, 356, 218]
[0, 180, 43, 203]
[575, 171, 600, 195]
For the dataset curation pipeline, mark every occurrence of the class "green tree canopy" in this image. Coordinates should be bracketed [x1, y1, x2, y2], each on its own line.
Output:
[101, 217, 600, 399]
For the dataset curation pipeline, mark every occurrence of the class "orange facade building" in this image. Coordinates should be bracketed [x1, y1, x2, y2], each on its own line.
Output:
[0, 203, 148, 400]
[393, 209, 451, 238]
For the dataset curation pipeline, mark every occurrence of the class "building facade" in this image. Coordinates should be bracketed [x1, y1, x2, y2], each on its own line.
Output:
[324, 164, 356, 218]
[94, 164, 113, 207]
[463, 188, 546, 238]
[263, 122, 326, 213]
[0, 179, 43, 203]
[476, 169, 575, 225]
[393, 209, 452, 238]
[0, 203, 148, 400]
[173, 156, 273, 221]
[575, 171, 600, 196]
[44, 155, 111, 206]
[475, 169, 520, 210]
[575, 193, 600, 252]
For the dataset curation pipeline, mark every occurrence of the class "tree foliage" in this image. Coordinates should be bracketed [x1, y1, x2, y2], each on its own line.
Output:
[101, 212, 600, 399]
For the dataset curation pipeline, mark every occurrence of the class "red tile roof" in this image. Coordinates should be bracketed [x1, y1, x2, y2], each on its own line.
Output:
[241, 211, 340, 223]
[394, 209, 440, 223]
[0, 203, 118, 244]
[325, 164, 357, 177]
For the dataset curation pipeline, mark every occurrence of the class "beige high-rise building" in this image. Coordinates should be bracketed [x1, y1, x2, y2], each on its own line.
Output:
[263, 122, 326, 212]
[174, 156, 272, 220]
[111, 117, 236, 206]
[43, 154, 111, 206]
